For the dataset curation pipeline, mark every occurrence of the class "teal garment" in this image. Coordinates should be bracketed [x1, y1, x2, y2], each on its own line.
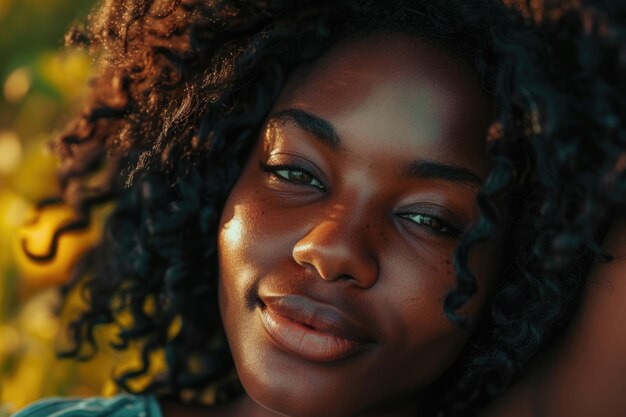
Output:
[11, 395, 163, 417]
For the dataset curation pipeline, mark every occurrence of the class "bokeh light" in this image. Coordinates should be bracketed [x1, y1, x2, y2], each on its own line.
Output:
[3, 67, 31, 104]
[0, 131, 22, 175]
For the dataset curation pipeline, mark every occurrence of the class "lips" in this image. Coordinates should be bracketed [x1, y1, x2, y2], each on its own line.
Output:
[258, 294, 374, 363]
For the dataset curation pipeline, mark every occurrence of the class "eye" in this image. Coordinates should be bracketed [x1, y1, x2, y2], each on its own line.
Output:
[399, 212, 461, 237]
[260, 162, 325, 190]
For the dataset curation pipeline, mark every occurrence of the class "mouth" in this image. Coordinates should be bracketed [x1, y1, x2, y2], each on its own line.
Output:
[257, 294, 375, 363]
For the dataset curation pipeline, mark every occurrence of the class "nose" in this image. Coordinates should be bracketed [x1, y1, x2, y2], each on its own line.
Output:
[292, 216, 379, 289]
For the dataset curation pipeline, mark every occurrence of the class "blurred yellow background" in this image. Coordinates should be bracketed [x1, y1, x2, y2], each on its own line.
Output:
[0, 1, 146, 415]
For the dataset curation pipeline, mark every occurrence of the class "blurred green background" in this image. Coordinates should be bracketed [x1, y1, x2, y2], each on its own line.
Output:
[0, 1, 126, 415]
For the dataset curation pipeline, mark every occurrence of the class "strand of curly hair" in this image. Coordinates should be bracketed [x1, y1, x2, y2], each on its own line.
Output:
[37, 0, 626, 415]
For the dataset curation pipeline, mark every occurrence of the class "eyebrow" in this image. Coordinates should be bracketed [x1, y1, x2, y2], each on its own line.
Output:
[266, 107, 483, 187]
[403, 160, 483, 186]
[267, 108, 340, 149]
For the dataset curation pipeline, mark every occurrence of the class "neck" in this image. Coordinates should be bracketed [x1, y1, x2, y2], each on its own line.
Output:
[226, 392, 428, 417]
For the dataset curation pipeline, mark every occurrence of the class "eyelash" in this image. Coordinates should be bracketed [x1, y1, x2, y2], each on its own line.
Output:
[398, 212, 461, 237]
[259, 162, 326, 190]
[260, 161, 461, 237]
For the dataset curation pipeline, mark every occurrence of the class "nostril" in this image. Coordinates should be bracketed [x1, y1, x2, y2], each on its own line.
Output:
[338, 274, 355, 282]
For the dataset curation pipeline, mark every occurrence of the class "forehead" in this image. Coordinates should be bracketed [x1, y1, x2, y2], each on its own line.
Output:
[271, 34, 492, 177]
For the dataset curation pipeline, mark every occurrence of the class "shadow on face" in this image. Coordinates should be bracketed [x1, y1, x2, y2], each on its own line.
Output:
[218, 33, 495, 417]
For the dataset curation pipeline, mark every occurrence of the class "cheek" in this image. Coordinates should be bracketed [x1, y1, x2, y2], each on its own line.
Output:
[391, 243, 496, 388]
[366, 248, 462, 387]
[219, 184, 298, 263]
[218, 184, 274, 379]
[392, 298, 470, 389]
[218, 189, 263, 301]
[217, 184, 298, 322]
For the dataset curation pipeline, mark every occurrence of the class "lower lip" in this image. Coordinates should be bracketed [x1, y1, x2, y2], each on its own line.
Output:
[259, 306, 369, 363]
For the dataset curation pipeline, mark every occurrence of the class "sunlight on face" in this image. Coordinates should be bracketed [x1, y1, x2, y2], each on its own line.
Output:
[218, 33, 495, 417]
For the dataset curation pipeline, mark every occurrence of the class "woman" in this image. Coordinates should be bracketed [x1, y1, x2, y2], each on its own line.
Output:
[13, 0, 626, 416]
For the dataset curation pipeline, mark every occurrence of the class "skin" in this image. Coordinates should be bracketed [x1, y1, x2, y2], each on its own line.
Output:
[209, 33, 496, 417]
[482, 218, 626, 417]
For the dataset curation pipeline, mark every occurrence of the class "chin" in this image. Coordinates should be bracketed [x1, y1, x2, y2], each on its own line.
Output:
[234, 354, 367, 417]
[244, 384, 357, 417]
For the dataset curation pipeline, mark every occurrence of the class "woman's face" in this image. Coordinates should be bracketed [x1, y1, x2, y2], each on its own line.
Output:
[218, 34, 495, 417]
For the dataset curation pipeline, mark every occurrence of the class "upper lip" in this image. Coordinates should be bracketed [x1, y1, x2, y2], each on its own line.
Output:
[258, 293, 374, 342]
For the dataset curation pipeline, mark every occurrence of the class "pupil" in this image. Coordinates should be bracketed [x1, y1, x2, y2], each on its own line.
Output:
[418, 215, 440, 230]
[291, 171, 309, 182]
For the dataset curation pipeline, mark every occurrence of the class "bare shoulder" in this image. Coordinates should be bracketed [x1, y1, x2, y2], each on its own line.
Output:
[482, 216, 626, 417]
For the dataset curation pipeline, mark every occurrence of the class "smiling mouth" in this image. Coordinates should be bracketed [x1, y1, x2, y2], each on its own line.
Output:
[258, 294, 374, 363]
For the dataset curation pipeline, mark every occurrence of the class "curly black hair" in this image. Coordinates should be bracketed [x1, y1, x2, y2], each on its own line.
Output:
[37, 0, 626, 415]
